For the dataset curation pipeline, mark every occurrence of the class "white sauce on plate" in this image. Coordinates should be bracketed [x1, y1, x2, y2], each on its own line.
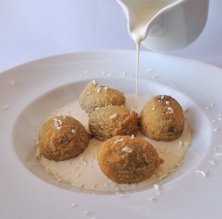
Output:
[37, 94, 191, 193]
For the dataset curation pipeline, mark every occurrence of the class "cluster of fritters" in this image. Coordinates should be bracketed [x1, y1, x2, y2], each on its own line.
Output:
[37, 80, 185, 184]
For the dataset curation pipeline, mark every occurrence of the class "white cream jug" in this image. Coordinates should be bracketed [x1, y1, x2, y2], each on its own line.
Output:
[117, 0, 209, 51]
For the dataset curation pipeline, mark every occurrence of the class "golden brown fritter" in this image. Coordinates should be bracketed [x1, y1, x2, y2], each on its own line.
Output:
[38, 115, 89, 161]
[97, 135, 163, 184]
[89, 105, 138, 141]
[139, 95, 184, 141]
[79, 80, 125, 113]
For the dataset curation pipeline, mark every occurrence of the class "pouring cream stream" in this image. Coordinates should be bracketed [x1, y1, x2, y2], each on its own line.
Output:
[117, 0, 180, 94]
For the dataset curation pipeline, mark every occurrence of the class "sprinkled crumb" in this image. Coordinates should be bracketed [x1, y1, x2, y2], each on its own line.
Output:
[167, 107, 174, 114]
[122, 146, 133, 153]
[153, 184, 160, 192]
[96, 86, 102, 93]
[131, 134, 135, 139]
[214, 152, 222, 158]
[115, 191, 125, 197]
[156, 191, 163, 196]
[195, 170, 208, 178]
[80, 159, 87, 166]
[152, 74, 160, 79]
[10, 80, 15, 86]
[217, 114, 222, 120]
[103, 182, 109, 187]
[160, 95, 165, 100]
[115, 191, 124, 197]
[119, 193, 125, 198]
[92, 80, 96, 85]
[83, 210, 90, 215]
[148, 68, 154, 73]
[208, 160, 216, 165]
[148, 196, 156, 202]
[165, 101, 170, 105]
[57, 177, 62, 182]
[110, 113, 117, 119]
[71, 129, 76, 134]
[104, 86, 108, 91]
[152, 106, 156, 110]
[114, 138, 124, 143]
[2, 105, 9, 110]
[71, 203, 77, 207]
[53, 118, 62, 130]
[130, 183, 136, 189]
[213, 127, 220, 132]
[178, 140, 183, 147]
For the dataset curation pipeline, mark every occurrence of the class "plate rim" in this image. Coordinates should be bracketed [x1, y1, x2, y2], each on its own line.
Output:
[0, 50, 222, 219]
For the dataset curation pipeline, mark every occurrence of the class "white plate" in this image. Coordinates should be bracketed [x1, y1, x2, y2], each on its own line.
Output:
[0, 51, 222, 219]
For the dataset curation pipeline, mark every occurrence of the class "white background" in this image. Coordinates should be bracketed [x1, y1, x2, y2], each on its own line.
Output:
[0, 0, 221, 72]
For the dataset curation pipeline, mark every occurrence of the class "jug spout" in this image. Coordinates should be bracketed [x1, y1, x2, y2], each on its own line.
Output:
[117, 0, 209, 51]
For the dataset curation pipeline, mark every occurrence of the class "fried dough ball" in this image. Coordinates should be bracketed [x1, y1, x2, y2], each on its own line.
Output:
[89, 105, 138, 141]
[97, 135, 163, 184]
[38, 115, 89, 161]
[79, 80, 125, 113]
[140, 95, 184, 141]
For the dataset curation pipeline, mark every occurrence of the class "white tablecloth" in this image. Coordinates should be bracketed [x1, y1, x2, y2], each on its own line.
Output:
[0, 0, 221, 72]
